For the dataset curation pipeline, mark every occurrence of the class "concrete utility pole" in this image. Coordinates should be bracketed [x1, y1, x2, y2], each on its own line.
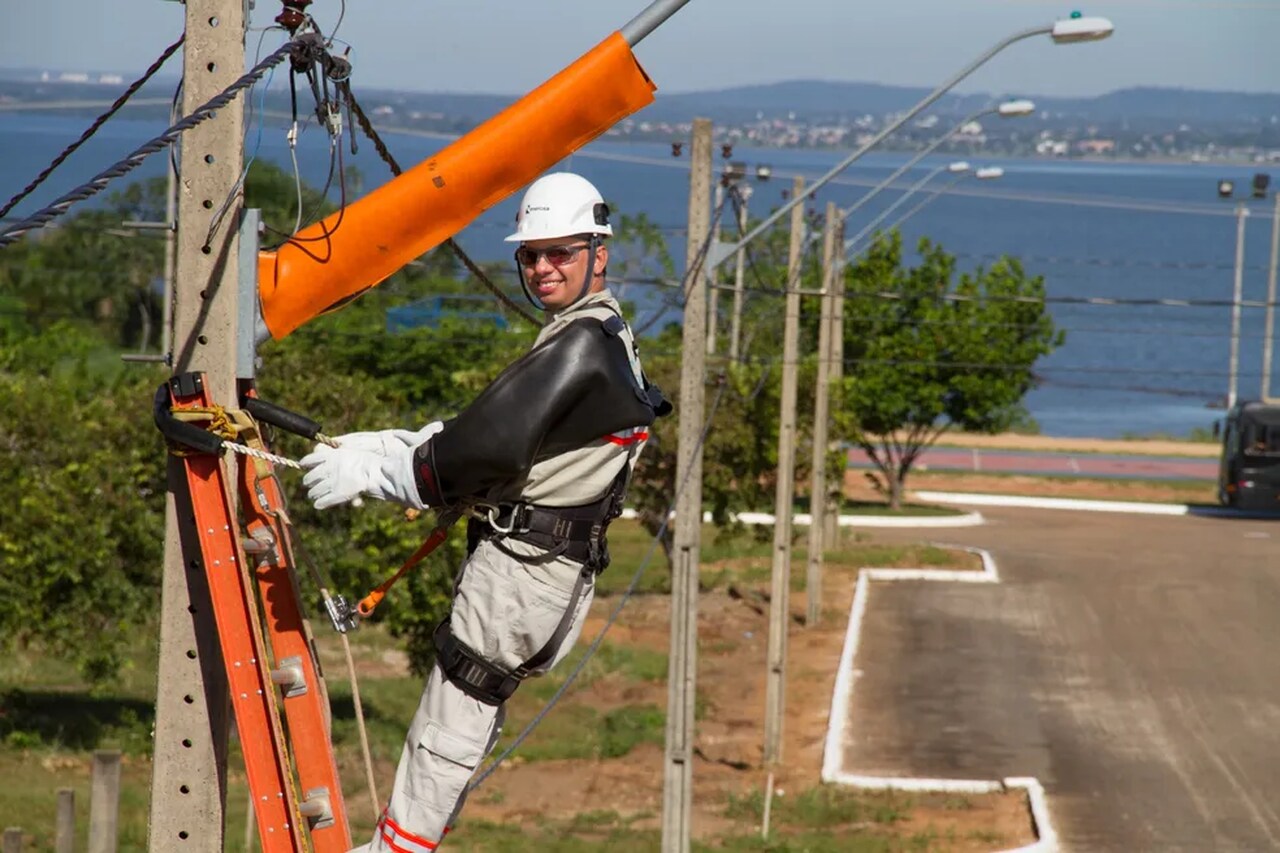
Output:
[1262, 192, 1280, 402]
[825, 218, 846, 543]
[149, 2, 247, 849]
[706, 181, 724, 356]
[806, 203, 839, 627]
[763, 175, 806, 769]
[663, 117, 712, 853]
[729, 186, 749, 361]
[1229, 202, 1249, 410]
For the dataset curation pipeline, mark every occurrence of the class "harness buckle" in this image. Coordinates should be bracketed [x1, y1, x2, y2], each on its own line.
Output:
[482, 502, 531, 535]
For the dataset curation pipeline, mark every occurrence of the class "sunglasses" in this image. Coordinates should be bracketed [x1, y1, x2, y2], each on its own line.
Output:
[515, 243, 589, 268]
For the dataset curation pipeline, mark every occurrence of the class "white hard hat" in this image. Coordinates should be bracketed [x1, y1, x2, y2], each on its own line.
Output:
[504, 172, 613, 242]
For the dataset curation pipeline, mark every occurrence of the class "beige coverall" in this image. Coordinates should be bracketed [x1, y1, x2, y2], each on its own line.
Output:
[357, 289, 648, 852]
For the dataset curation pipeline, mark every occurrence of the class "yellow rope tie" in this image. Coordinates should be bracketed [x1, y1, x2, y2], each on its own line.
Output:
[168, 405, 302, 469]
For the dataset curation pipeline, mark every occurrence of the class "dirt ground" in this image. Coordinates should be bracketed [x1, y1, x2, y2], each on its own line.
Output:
[460, 560, 1037, 849]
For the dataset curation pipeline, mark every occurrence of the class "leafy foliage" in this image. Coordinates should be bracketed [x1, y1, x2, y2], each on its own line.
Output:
[834, 231, 1063, 507]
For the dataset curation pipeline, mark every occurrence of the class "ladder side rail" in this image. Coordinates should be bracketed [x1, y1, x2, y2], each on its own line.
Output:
[240, 437, 354, 851]
[171, 378, 307, 852]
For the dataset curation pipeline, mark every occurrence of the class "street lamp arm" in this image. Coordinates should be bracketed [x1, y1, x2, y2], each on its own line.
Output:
[842, 163, 952, 252]
[836, 103, 996, 223]
[621, 0, 697, 45]
[708, 23, 1052, 272]
[845, 173, 967, 256]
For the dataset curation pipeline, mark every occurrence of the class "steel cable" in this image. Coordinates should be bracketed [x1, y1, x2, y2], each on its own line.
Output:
[0, 34, 185, 222]
[0, 41, 295, 249]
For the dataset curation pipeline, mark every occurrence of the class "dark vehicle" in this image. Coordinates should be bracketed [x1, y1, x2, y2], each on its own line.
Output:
[1217, 401, 1280, 511]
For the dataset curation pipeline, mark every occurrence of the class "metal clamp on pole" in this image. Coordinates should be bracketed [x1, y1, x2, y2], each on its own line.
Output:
[153, 373, 226, 455]
[240, 394, 338, 446]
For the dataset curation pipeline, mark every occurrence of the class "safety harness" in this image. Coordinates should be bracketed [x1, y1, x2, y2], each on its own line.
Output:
[433, 458, 633, 705]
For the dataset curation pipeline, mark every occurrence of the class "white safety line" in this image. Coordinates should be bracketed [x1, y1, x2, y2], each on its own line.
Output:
[821, 546, 1059, 853]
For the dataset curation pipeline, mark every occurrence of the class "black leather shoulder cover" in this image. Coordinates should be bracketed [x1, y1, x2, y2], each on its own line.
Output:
[413, 317, 660, 506]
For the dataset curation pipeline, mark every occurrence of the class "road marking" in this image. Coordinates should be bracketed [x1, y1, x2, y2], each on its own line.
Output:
[821, 545, 1058, 853]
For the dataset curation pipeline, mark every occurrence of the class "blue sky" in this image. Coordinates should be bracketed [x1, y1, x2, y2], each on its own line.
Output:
[3, 0, 1277, 98]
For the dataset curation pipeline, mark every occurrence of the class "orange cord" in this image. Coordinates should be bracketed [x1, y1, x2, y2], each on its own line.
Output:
[357, 525, 450, 617]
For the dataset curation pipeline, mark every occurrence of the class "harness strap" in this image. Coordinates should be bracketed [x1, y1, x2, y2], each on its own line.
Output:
[433, 563, 593, 705]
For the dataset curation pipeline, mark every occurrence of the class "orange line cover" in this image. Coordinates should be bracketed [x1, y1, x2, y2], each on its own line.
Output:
[259, 31, 656, 339]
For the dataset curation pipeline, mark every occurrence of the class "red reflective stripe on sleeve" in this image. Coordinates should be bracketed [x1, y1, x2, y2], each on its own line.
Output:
[604, 429, 649, 446]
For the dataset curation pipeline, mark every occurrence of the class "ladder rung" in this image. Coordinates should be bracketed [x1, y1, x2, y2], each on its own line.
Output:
[299, 788, 334, 829]
[269, 656, 307, 697]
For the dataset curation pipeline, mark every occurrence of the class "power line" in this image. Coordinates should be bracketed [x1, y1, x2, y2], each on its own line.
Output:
[0, 34, 185, 221]
[343, 86, 543, 328]
[0, 41, 295, 249]
[620, 273, 1280, 310]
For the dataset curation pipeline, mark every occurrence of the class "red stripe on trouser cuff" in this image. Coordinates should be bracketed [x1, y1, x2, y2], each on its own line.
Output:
[604, 430, 649, 446]
[377, 812, 438, 852]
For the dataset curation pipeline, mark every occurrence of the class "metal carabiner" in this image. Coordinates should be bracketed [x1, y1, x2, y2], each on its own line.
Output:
[486, 505, 515, 534]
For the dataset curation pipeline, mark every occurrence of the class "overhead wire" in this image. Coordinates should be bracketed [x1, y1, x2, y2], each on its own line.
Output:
[343, 88, 542, 327]
[0, 34, 185, 222]
[0, 40, 295, 249]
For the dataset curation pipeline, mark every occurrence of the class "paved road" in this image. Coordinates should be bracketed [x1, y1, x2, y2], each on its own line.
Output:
[841, 506, 1280, 851]
[847, 447, 1218, 480]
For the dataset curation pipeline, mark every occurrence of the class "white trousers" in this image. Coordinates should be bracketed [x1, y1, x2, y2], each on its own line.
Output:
[352, 538, 595, 852]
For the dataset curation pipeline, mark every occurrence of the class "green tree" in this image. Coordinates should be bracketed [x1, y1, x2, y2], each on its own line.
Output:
[834, 231, 1063, 509]
[622, 204, 829, 568]
[0, 324, 168, 681]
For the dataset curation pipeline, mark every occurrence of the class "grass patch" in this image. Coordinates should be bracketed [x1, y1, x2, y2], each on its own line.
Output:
[492, 703, 665, 762]
[725, 785, 911, 828]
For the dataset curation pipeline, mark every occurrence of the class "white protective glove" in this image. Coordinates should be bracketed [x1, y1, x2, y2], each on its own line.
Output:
[300, 442, 426, 510]
[332, 420, 445, 455]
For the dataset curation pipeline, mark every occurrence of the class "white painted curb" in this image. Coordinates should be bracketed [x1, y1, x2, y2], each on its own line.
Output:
[913, 490, 1194, 516]
[820, 546, 1058, 852]
[619, 507, 986, 528]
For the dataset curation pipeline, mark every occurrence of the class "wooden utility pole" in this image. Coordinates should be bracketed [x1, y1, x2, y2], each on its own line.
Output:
[88, 751, 122, 853]
[150, 2, 247, 849]
[806, 203, 839, 627]
[662, 117, 712, 853]
[55, 789, 74, 853]
[763, 175, 806, 767]
[729, 186, 749, 360]
[825, 224, 846, 542]
[706, 180, 724, 356]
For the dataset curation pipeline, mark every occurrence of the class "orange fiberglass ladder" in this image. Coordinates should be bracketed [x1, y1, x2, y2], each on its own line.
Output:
[154, 371, 354, 853]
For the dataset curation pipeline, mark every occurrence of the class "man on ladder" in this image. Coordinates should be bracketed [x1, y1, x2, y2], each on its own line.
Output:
[298, 172, 670, 851]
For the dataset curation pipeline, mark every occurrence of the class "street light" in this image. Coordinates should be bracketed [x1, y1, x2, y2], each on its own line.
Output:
[865, 165, 1007, 245]
[842, 161, 1005, 254]
[833, 98, 1034, 231]
[704, 13, 1114, 272]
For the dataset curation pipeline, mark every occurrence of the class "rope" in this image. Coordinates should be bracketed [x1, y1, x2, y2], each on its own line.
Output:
[343, 89, 543, 328]
[340, 631, 381, 817]
[0, 41, 294, 249]
[226, 442, 302, 469]
[0, 35, 184, 221]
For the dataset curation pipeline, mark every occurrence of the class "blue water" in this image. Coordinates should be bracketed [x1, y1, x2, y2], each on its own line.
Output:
[2, 112, 1276, 439]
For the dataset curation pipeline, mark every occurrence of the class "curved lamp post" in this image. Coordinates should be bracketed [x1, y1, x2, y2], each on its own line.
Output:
[844, 164, 1005, 256]
[835, 98, 1032, 226]
[706, 14, 1112, 271]
[843, 161, 971, 252]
